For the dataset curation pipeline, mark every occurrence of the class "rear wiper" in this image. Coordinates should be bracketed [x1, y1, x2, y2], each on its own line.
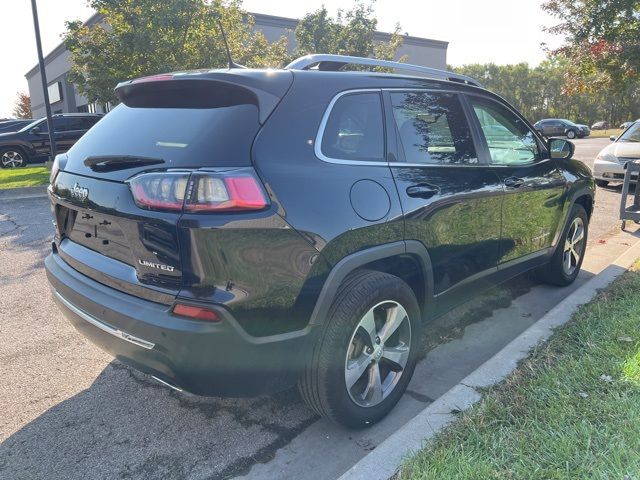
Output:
[84, 155, 165, 172]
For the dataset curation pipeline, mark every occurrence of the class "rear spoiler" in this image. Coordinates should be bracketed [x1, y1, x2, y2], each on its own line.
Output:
[115, 70, 293, 124]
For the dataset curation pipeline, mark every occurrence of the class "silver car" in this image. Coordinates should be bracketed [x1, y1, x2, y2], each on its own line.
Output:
[592, 121, 640, 187]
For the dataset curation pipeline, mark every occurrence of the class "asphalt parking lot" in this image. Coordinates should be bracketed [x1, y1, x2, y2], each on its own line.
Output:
[0, 137, 634, 480]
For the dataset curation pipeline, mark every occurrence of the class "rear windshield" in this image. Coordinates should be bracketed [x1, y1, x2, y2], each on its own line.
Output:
[65, 103, 259, 177]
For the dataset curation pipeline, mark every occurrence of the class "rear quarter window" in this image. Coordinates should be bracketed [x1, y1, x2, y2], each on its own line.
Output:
[319, 92, 385, 162]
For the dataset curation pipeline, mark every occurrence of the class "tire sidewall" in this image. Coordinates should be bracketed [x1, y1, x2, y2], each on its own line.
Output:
[0, 147, 28, 168]
[322, 274, 421, 427]
[566, 129, 576, 139]
[555, 205, 588, 284]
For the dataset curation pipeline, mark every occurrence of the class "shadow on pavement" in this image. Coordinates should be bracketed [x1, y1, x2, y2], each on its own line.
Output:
[0, 260, 599, 480]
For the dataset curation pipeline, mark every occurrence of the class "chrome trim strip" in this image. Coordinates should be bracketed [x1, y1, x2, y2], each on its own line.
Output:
[53, 290, 155, 350]
[314, 89, 388, 166]
[151, 375, 184, 392]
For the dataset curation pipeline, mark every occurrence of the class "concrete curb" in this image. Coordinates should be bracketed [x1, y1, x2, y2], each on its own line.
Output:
[0, 185, 48, 201]
[338, 237, 640, 480]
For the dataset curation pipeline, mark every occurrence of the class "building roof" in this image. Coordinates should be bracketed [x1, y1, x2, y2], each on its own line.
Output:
[26, 11, 448, 78]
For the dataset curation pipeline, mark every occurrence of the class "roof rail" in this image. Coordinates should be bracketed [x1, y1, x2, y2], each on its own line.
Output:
[285, 54, 482, 87]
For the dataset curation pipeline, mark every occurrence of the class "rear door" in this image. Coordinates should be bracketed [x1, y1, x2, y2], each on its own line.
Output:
[386, 89, 504, 311]
[466, 94, 566, 270]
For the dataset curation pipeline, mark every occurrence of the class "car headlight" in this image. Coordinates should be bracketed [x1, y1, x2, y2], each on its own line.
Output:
[595, 152, 618, 163]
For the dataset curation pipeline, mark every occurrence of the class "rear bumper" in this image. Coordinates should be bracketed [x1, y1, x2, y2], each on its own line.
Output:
[45, 251, 317, 396]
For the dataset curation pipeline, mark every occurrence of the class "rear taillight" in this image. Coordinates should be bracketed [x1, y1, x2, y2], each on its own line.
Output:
[127, 169, 268, 213]
[172, 303, 220, 322]
[185, 174, 267, 212]
[128, 172, 189, 211]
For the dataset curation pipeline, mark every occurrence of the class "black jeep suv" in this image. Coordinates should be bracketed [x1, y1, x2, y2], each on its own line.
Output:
[0, 113, 102, 168]
[45, 55, 594, 427]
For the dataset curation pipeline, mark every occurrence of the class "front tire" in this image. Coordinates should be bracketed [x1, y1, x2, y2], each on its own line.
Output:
[566, 129, 577, 139]
[537, 204, 588, 286]
[299, 270, 421, 428]
[0, 147, 28, 168]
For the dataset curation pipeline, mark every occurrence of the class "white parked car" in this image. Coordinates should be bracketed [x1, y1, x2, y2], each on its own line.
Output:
[592, 121, 640, 187]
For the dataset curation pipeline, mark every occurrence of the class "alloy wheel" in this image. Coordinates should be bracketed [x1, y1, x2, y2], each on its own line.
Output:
[1, 150, 24, 168]
[344, 300, 412, 408]
[563, 217, 585, 276]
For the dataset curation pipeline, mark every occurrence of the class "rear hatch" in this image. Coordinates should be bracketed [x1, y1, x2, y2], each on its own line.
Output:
[50, 70, 292, 303]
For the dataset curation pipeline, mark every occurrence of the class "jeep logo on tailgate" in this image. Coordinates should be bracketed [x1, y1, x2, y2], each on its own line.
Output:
[70, 183, 89, 201]
[138, 259, 175, 272]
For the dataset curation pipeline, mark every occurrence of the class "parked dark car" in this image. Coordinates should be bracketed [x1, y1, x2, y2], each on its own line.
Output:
[591, 121, 611, 130]
[534, 119, 590, 139]
[0, 113, 103, 168]
[0, 119, 35, 133]
[45, 55, 595, 427]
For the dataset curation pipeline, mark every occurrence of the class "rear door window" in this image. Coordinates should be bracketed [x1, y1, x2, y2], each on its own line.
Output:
[320, 92, 385, 161]
[67, 117, 98, 131]
[390, 91, 477, 165]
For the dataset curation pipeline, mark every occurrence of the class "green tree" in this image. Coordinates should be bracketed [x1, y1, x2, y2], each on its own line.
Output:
[12, 92, 32, 119]
[64, 0, 288, 105]
[542, 0, 640, 93]
[453, 59, 639, 124]
[294, 2, 403, 62]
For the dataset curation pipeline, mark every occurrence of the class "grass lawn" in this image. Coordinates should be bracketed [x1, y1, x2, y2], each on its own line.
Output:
[589, 128, 623, 138]
[0, 166, 49, 189]
[400, 263, 640, 480]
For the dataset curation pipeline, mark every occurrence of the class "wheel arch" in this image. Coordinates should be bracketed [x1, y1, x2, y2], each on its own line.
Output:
[573, 191, 594, 220]
[308, 241, 434, 326]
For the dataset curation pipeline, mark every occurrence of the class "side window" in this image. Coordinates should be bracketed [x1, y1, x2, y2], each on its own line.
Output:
[67, 117, 96, 131]
[390, 91, 477, 165]
[320, 92, 384, 161]
[36, 120, 48, 134]
[470, 97, 541, 165]
[53, 118, 69, 132]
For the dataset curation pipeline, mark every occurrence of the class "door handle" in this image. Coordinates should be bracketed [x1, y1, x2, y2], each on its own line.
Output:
[406, 184, 440, 199]
[504, 177, 525, 188]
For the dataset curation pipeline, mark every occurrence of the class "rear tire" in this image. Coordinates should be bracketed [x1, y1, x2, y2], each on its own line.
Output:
[298, 270, 421, 428]
[0, 147, 28, 168]
[595, 179, 609, 188]
[537, 204, 588, 286]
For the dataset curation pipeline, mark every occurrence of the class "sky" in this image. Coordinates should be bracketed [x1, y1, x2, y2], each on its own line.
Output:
[0, 0, 563, 118]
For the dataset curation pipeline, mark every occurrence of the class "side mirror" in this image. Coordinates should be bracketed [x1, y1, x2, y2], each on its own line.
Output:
[31, 126, 41, 134]
[549, 138, 574, 160]
[609, 135, 617, 141]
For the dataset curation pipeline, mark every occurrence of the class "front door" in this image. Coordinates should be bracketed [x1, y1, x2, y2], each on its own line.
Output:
[466, 95, 566, 268]
[385, 90, 505, 312]
[32, 118, 68, 158]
